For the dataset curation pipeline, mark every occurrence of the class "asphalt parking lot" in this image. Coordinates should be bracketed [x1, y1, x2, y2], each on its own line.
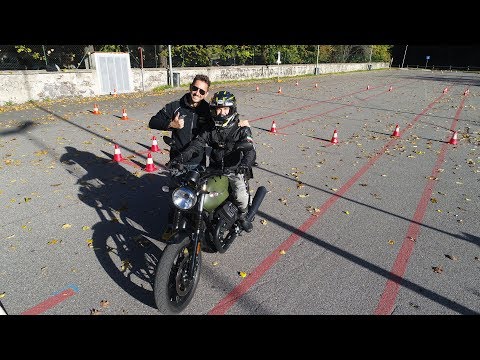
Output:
[1, 68, 479, 316]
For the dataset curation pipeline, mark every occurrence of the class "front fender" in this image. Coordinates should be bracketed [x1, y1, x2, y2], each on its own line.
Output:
[166, 230, 190, 245]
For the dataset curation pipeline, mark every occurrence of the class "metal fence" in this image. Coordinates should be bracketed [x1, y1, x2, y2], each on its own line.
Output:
[0, 45, 377, 71]
[2, 45, 479, 72]
[0, 45, 152, 71]
[393, 64, 480, 72]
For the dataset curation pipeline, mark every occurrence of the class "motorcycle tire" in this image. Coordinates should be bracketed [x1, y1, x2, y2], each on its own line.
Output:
[153, 234, 202, 314]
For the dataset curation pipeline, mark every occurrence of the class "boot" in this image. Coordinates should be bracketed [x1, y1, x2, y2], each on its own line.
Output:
[238, 208, 253, 233]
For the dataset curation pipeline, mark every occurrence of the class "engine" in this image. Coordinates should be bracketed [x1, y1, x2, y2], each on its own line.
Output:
[214, 201, 238, 230]
[208, 200, 239, 253]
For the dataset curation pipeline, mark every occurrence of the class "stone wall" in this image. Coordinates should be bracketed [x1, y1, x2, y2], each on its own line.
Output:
[0, 62, 389, 106]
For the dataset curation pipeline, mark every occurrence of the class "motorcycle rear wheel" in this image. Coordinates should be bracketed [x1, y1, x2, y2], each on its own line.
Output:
[153, 234, 202, 314]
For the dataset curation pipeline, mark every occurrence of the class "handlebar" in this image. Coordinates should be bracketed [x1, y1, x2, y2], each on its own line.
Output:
[167, 163, 237, 181]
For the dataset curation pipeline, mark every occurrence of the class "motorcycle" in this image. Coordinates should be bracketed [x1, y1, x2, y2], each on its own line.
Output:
[153, 139, 267, 314]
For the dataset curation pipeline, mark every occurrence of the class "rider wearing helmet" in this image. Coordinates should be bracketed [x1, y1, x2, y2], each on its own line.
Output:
[170, 90, 256, 232]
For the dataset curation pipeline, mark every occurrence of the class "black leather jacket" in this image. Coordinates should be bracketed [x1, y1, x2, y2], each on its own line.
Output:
[175, 115, 256, 173]
[148, 93, 210, 164]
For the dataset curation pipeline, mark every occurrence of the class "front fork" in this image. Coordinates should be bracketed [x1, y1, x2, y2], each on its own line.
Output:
[185, 193, 205, 277]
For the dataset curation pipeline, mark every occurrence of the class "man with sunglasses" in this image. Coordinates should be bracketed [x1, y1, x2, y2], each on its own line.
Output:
[149, 74, 212, 170]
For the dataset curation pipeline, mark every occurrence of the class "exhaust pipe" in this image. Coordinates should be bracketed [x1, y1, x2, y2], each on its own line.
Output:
[246, 186, 267, 222]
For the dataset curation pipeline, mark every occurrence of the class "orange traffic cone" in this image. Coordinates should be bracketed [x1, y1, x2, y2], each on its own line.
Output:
[121, 108, 129, 120]
[256, 85, 259, 91]
[443, 87, 448, 94]
[144, 153, 157, 172]
[330, 129, 339, 144]
[270, 121, 277, 133]
[448, 131, 458, 145]
[93, 104, 100, 114]
[278, 87, 282, 94]
[150, 136, 160, 152]
[389, 86, 393, 91]
[113, 144, 123, 162]
[391, 124, 400, 137]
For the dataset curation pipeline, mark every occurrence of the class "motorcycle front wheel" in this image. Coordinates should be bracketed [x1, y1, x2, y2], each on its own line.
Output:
[153, 234, 202, 314]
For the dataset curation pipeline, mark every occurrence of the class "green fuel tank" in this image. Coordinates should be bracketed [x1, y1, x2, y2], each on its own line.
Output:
[203, 175, 229, 212]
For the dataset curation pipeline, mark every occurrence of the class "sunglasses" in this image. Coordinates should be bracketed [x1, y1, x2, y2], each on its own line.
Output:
[190, 85, 207, 96]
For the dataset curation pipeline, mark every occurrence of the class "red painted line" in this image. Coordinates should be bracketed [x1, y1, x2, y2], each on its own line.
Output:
[208, 91, 448, 315]
[137, 149, 164, 155]
[118, 158, 142, 169]
[114, 152, 165, 170]
[276, 81, 417, 131]
[277, 104, 350, 131]
[21, 287, 76, 315]
[249, 79, 413, 124]
[374, 95, 466, 315]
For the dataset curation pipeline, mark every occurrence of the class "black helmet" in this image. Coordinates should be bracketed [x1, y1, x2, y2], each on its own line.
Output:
[209, 91, 237, 128]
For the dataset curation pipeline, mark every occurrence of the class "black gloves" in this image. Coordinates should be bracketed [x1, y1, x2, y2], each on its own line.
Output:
[236, 164, 249, 175]
[167, 157, 184, 170]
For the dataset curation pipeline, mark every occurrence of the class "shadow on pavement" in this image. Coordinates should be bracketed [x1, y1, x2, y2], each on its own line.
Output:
[60, 146, 173, 310]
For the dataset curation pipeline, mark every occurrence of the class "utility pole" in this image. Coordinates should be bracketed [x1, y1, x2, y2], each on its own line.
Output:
[168, 45, 173, 87]
[138, 47, 144, 92]
[401, 45, 408, 68]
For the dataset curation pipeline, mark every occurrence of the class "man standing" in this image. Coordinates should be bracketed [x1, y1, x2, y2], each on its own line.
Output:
[149, 74, 211, 170]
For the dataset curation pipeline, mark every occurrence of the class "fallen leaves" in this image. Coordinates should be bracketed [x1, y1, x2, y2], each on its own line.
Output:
[306, 206, 321, 216]
[120, 260, 132, 272]
[34, 150, 48, 156]
[432, 266, 443, 274]
[238, 271, 247, 278]
[61, 223, 72, 229]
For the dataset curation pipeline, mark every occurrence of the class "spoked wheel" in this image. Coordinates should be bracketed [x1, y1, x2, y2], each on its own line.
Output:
[153, 234, 201, 314]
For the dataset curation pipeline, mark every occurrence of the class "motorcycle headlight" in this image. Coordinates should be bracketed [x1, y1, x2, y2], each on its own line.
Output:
[172, 186, 197, 210]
